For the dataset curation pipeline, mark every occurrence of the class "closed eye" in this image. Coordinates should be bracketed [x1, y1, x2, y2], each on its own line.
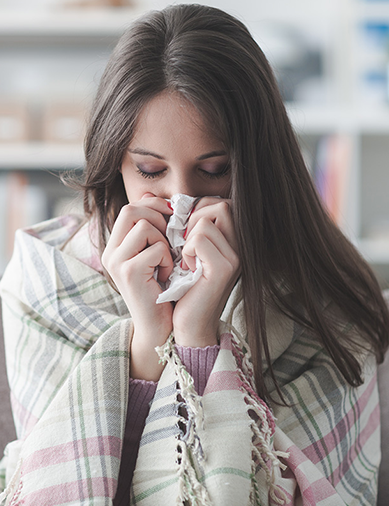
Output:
[136, 166, 167, 179]
[199, 165, 230, 179]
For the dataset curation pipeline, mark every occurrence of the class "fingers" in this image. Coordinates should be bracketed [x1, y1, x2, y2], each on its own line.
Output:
[108, 218, 167, 262]
[102, 219, 173, 282]
[108, 196, 173, 250]
[182, 235, 236, 282]
[182, 217, 240, 279]
[102, 193, 174, 283]
[173, 207, 240, 348]
[185, 198, 238, 254]
[127, 240, 174, 284]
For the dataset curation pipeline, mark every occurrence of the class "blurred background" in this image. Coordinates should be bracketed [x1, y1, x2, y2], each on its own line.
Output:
[0, 0, 389, 287]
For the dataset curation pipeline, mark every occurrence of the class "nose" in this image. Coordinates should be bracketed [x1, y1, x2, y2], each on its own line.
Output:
[163, 173, 198, 199]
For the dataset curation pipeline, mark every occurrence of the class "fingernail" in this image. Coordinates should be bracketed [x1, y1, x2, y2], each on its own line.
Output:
[183, 227, 187, 239]
[167, 202, 173, 211]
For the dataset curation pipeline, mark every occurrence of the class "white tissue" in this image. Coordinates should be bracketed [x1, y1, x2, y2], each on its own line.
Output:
[156, 194, 203, 304]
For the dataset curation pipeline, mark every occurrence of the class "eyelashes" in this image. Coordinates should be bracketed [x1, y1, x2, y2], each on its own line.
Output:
[135, 166, 166, 179]
[200, 165, 230, 179]
[135, 165, 230, 180]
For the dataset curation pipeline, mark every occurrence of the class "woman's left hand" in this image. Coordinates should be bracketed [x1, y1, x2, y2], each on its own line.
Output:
[172, 197, 240, 347]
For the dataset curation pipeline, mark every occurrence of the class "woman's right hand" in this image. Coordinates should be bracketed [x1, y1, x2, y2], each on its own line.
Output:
[101, 193, 174, 381]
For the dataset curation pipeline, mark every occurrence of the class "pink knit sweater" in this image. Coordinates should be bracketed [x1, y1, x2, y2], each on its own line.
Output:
[113, 345, 220, 505]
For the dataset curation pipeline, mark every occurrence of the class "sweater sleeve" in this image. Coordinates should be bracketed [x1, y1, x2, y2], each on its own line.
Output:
[113, 344, 220, 505]
[113, 379, 156, 506]
[175, 344, 220, 396]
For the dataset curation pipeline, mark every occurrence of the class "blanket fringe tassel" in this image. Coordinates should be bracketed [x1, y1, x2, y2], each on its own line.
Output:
[156, 335, 212, 506]
[157, 330, 290, 506]
[0, 456, 23, 506]
[228, 325, 290, 506]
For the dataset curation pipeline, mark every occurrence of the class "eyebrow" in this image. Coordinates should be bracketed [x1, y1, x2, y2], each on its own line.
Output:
[128, 148, 164, 160]
[127, 148, 227, 161]
[196, 150, 227, 161]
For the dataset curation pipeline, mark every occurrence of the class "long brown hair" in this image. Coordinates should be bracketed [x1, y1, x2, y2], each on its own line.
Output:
[81, 4, 389, 402]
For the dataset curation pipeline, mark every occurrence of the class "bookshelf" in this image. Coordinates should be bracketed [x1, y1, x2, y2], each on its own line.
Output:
[0, 1, 389, 286]
[0, 7, 138, 271]
[0, 143, 84, 169]
[0, 8, 142, 35]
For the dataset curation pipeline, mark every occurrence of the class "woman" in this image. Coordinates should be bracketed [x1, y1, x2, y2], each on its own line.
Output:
[1, 4, 388, 505]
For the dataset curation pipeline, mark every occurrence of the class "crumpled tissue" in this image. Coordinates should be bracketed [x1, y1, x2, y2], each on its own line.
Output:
[156, 194, 203, 304]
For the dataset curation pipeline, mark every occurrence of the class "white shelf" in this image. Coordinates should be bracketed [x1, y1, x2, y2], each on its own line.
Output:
[358, 238, 389, 263]
[0, 143, 84, 169]
[287, 103, 389, 134]
[0, 8, 144, 36]
[357, 1, 389, 20]
[2, 105, 389, 170]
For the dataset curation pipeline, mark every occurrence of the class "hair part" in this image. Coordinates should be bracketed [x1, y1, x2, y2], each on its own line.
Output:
[78, 3, 389, 404]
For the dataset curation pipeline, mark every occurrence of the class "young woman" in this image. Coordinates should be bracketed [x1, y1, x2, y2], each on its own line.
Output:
[1, 4, 388, 505]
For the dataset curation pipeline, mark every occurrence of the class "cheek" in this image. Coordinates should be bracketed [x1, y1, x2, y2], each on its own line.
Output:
[122, 171, 158, 203]
[214, 178, 232, 199]
[121, 171, 142, 203]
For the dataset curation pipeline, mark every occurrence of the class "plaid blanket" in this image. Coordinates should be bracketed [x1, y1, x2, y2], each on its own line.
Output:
[0, 215, 381, 505]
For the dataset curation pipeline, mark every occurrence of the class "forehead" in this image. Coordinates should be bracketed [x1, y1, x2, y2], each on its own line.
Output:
[130, 92, 224, 153]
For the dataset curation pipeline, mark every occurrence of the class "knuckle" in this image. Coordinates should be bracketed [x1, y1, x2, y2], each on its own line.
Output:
[197, 216, 209, 230]
[124, 259, 137, 278]
[101, 250, 108, 269]
[219, 253, 239, 278]
[118, 203, 133, 218]
[118, 202, 142, 222]
[150, 240, 170, 261]
[102, 252, 118, 277]
[219, 200, 230, 210]
[194, 196, 209, 209]
[136, 218, 151, 232]
[230, 250, 240, 267]
[154, 240, 167, 254]
[228, 256, 240, 275]
[116, 205, 134, 227]
[223, 259, 235, 276]
[216, 200, 230, 215]
[101, 248, 113, 271]
[190, 233, 205, 248]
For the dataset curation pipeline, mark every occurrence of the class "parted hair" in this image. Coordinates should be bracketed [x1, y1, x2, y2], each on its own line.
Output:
[81, 3, 389, 403]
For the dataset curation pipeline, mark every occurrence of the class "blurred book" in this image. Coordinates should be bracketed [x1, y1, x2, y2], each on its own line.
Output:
[359, 21, 389, 104]
[314, 134, 352, 229]
[42, 101, 87, 144]
[0, 102, 30, 143]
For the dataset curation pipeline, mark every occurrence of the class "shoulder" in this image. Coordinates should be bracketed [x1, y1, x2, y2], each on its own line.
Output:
[0, 214, 112, 313]
[61, 215, 103, 273]
[0, 214, 103, 297]
[15, 214, 103, 273]
[20, 214, 85, 245]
